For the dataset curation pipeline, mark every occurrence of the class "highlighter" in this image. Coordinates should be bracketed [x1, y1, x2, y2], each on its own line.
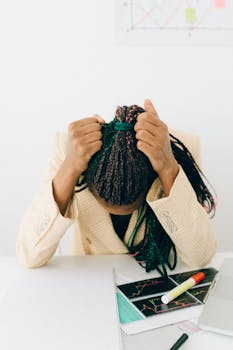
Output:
[161, 272, 205, 304]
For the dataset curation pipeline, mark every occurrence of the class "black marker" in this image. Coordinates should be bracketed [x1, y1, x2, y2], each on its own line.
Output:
[169, 333, 189, 350]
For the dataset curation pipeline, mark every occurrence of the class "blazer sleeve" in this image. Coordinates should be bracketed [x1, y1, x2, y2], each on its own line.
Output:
[146, 131, 217, 268]
[16, 133, 75, 268]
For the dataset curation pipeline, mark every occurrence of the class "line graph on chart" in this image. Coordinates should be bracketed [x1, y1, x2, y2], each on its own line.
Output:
[115, 0, 233, 45]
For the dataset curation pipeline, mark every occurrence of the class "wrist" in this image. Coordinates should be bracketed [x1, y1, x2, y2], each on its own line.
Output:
[62, 159, 82, 183]
[158, 161, 179, 196]
[53, 160, 81, 216]
[159, 160, 179, 179]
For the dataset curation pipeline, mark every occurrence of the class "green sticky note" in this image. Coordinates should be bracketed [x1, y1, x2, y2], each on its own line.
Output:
[185, 7, 196, 23]
[116, 292, 144, 324]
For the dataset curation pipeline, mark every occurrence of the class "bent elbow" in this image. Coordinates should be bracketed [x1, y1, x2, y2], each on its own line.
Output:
[182, 239, 217, 269]
[16, 242, 52, 269]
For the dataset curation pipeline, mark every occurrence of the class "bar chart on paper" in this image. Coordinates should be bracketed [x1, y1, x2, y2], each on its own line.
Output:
[115, 0, 233, 45]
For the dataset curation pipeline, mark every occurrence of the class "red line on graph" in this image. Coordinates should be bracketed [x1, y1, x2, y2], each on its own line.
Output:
[130, 0, 229, 31]
[133, 1, 166, 27]
[162, 0, 185, 28]
[195, 0, 213, 28]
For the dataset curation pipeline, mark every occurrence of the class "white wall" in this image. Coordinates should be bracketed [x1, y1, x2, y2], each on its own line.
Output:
[0, 0, 233, 256]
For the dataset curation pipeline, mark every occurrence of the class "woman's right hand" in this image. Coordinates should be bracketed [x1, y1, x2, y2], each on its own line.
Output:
[64, 115, 105, 177]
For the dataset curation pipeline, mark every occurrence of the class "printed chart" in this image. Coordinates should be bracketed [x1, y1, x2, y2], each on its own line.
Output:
[117, 267, 218, 323]
[115, 0, 233, 45]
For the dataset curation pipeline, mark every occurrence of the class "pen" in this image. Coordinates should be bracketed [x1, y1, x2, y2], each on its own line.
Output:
[161, 272, 205, 304]
[169, 333, 189, 350]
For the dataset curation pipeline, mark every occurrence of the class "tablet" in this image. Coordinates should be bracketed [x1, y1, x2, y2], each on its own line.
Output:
[198, 258, 233, 337]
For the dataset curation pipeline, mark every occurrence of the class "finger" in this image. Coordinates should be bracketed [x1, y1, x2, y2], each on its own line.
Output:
[88, 140, 102, 155]
[83, 131, 102, 144]
[79, 122, 102, 135]
[71, 115, 104, 128]
[135, 129, 158, 147]
[89, 114, 105, 124]
[144, 99, 159, 118]
[135, 115, 165, 130]
[137, 140, 153, 158]
[96, 116, 105, 124]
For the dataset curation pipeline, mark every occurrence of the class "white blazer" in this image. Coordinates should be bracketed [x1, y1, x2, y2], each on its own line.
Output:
[17, 130, 217, 268]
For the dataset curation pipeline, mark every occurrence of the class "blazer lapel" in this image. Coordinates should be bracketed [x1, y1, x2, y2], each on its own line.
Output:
[75, 188, 128, 254]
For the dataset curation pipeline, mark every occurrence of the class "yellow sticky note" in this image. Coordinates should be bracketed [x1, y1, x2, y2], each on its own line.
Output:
[185, 7, 196, 23]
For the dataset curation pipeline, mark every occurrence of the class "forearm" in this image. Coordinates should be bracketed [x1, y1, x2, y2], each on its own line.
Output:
[52, 159, 81, 216]
[171, 208, 217, 267]
[158, 161, 179, 196]
[147, 167, 217, 267]
[17, 180, 73, 268]
[17, 133, 79, 268]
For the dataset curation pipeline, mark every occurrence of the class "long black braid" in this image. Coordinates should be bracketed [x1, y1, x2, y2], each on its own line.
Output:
[76, 105, 215, 276]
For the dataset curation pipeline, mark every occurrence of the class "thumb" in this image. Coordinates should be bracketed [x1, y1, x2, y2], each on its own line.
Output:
[144, 99, 158, 116]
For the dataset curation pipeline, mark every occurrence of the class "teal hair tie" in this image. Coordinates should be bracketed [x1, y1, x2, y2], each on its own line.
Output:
[113, 121, 133, 132]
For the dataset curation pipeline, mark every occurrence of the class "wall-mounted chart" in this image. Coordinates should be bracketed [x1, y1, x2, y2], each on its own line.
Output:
[115, 0, 233, 45]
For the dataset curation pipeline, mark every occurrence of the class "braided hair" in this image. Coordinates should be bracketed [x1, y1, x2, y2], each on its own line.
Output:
[77, 105, 215, 276]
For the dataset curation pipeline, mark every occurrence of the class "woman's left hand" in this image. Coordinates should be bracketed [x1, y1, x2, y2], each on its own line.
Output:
[134, 99, 179, 196]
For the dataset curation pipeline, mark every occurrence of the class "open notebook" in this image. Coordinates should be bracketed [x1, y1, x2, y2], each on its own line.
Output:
[117, 267, 218, 334]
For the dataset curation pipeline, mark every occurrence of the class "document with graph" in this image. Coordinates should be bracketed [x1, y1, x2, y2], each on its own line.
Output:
[115, 0, 233, 45]
[116, 267, 218, 334]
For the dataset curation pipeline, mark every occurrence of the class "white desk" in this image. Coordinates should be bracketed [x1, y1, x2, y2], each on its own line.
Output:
[0, 253, 233, 349]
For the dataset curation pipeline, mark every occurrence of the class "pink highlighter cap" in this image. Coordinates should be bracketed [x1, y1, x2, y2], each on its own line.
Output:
[192, 272, 205, 284]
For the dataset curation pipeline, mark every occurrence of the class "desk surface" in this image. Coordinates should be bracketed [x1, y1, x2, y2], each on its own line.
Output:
[0, 253, 233, 349]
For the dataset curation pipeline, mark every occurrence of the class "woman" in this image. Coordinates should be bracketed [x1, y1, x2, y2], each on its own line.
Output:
[17, 99, 216, 276]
